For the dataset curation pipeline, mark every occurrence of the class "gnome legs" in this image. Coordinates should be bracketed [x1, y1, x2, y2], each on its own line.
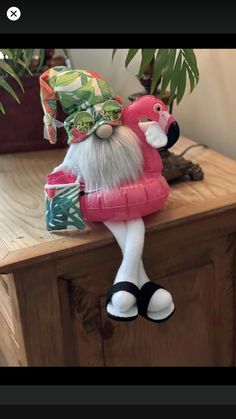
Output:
[104, 219, 144, 313]
[104, 219, 173, 315]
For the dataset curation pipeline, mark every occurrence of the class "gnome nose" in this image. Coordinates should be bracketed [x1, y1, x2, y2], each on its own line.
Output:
[96, 124, 113, 139]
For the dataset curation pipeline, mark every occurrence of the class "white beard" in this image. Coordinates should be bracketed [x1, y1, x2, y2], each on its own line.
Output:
[61, 125, 144, 191]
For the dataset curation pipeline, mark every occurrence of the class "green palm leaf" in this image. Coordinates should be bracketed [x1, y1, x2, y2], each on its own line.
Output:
[0, 49, 13, 59]
[125, 49, 139, 68]
[17, 58, 32, 75]
[0, 101, 5, 114]
[176, 62, 187, 104]
[0, 76, 20, 103]
[63, 49, 69, 58]
[169, 50, 182, 103]
[138, 49, 156, 77]
[112, 49, 117, 59]
[150, 49, 169, 93]
[186, 64, 195, 93]
[38, 49, 45, 71]
[111, 48, 199, 105]
[0, 48, 69, 114]
[159, 49, 176, 98]
[182, 49, 199, 83]
[0, 60, 24, 91]
[12, 49, 22, 66]
[23, 49, 34, 68]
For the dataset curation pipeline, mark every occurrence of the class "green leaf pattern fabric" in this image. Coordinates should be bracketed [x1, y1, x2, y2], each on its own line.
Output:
[45, 185, 86, 231]
[40, 66, 122, 144]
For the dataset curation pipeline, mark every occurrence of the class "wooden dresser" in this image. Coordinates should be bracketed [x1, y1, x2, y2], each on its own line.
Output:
[0, 137, 236, 366]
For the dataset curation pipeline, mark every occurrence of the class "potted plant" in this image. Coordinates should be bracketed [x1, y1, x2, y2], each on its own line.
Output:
[113, 49, 199, 104]
[0, 48, 68, 153]
[113, 49, 203, 181]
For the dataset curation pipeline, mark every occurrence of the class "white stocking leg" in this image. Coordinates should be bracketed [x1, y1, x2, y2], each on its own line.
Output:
[105, 220, 173, 315]
[104, 219, 144, 313]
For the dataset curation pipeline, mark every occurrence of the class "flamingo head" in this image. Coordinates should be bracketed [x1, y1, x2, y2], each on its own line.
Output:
[121, 95, 180, 149]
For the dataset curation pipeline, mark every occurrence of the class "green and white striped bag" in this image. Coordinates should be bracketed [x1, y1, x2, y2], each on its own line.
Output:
[45, 172, 86, 231]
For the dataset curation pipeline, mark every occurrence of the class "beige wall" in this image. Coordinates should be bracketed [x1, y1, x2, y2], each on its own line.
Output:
[68, 49, 236, 160]
[174, 49, 236, 160]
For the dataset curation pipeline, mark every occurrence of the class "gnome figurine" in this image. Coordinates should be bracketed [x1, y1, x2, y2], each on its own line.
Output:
[40, 66, 180, 323]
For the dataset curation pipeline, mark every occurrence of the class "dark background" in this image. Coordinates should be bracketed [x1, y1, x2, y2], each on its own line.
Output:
[1, 0, 236, 34]
[0, 386, 236, 405]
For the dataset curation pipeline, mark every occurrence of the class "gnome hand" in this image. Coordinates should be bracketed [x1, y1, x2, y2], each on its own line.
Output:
[139, 121, 168, 149]
[52, 163, 81, 184]
[52, 162, 72, 174]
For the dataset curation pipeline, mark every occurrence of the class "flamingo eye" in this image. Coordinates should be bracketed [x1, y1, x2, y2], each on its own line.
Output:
[154, 103, 162, 113]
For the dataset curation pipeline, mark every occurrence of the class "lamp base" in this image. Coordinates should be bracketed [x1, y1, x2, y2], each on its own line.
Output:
[160, 148, 204, 182]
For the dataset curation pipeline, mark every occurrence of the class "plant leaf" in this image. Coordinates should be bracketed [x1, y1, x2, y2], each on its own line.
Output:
[176, 62, 187, 104]
[112, 49, 117, 59]
[38, 49, 45, 71]
[12, 49, 23, 66]
[125, 49, 139, 68]
[0, 76, 20, 103]
[169, 50, 182, 103]
[138, 49, 156, 77]
[0, 101, 5, 114]
[150, 49, 169, 93]
[186, 64, 195, 93]
[63, 49, 68, 58]
[0, 60, 24, 91]
[0, 49, 13, 59]
[182, 49, 199, 82]
[17, 58, 32, 75]
[23, 49, 34, 68]
[159, 49, 176, 98]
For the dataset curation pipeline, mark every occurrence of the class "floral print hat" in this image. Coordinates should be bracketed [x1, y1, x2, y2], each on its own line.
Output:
[40, 66, 123, 144]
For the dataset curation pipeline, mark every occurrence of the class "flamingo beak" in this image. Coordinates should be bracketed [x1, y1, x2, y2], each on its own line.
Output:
[158, 111, 180, 149]
[167, 121, 180, 148]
